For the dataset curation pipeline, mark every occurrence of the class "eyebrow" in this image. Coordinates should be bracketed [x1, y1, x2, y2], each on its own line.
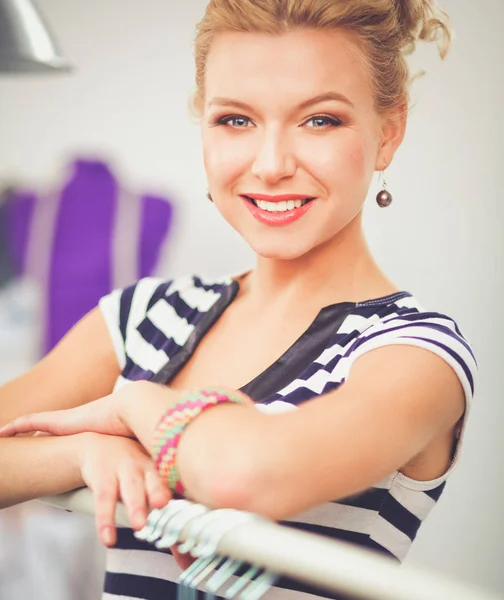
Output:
[208, 91, 354, 112]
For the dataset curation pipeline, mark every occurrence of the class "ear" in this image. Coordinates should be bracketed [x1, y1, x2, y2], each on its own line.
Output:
[376, 100, 408, 170]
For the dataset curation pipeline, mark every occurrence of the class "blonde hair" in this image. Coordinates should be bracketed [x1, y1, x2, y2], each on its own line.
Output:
[192, 0, 451, 115]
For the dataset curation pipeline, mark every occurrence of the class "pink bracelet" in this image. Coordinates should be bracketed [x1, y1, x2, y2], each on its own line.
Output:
[151, 387, 254, 497]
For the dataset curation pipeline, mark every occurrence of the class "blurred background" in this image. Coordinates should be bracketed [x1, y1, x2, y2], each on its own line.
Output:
[0, 0, 502, 598]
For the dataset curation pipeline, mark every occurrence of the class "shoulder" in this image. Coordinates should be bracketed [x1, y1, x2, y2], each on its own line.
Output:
[348, 294, 477, 403]
[355, 294, 475, 358]
[99, 273, 234, 322]
[97, 273, 235, 370]
[94, 273, 235, 381]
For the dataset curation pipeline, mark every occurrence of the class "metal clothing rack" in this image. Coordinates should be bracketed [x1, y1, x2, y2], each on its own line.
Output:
[40, 489, 500, 600]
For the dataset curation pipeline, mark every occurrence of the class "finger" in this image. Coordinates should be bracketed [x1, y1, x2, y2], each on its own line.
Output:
[171, 544, 197, 571]
[118, 467, 149, 531]
[0, 413, 57, 437]
[0, 410, 80, 438]
[144, 469, 172, 510]
[92, 476, 119, 547]
[0, 415, 39, 436]
[0, 401, 126, 438]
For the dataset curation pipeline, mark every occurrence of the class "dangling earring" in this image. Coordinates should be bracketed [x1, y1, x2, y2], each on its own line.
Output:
[376, 170, 393, 207]
[207, 190, 214, 203]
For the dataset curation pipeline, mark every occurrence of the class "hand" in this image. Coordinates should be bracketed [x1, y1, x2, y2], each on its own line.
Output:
[0, 381, 183, 451]
[0, 393, 130, 438]
[0, 381, 160, 439]
[76, 432, 197, 571]
[75, 432, 172, 546]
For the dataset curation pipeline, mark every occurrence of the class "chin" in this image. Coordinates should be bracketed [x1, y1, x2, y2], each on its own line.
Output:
[223, 212, 323, 260]
[247, 238, 313, 261]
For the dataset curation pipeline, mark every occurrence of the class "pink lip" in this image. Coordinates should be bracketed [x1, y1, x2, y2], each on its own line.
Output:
[241, 195, 315, 227]
[243, 193, 314, 203]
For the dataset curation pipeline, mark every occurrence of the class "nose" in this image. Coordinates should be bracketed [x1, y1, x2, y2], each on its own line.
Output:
[250, 128, 297, 185]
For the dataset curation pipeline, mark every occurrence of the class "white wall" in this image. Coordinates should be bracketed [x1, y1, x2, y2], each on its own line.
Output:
[0, 0, 502, 596]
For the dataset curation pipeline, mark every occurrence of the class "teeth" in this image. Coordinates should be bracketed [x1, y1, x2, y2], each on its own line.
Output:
[254, 199, 306, 212]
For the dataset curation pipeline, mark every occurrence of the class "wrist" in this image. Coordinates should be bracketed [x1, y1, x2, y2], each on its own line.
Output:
[117, 381, 161, 436]
[151, 388, 254, 498]
[117, 382, 143, 434]
[58, 432, 99, 487]
[71, 431, 100, 465]
[118, 381, 186, 449]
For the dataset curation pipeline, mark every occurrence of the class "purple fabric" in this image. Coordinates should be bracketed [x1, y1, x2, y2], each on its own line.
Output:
[139, 195, 174, 276]
[4, 158, 174, 355]
[4, 190, 37, 275]
[47, 159, 118, 352]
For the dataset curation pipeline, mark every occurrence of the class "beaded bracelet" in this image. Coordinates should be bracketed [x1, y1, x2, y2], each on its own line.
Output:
[151, 387, 254, 497]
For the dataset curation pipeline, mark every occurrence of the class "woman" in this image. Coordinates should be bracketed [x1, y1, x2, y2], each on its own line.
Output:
[0, 0, 477, 598]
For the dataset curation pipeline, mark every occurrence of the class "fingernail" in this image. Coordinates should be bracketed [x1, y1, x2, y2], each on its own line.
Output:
[151, 493, 170, 509]
[101, 527, 114, 546]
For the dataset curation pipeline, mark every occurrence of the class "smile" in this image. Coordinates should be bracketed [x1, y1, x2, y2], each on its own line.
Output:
[240, 195, 316, 226]
[243, 196, 313, 212]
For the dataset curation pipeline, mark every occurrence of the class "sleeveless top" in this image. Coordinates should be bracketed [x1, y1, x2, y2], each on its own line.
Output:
[98, 273, 477, 600]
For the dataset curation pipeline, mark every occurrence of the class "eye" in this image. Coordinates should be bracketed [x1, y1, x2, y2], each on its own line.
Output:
[304, 115, 343, 129]
[217, 115, 254, 128]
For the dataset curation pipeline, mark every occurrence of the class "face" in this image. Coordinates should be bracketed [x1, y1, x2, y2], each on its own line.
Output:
[201, 28, 404, 260]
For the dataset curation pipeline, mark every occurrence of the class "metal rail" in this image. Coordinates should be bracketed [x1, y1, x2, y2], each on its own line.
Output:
[40, 489, 501, 600]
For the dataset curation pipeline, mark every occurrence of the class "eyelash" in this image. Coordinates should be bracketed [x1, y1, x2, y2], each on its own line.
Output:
[214, 114, 343, 130]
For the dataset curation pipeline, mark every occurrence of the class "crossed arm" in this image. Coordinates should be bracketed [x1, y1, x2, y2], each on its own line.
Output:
[0, 309, 465, 544]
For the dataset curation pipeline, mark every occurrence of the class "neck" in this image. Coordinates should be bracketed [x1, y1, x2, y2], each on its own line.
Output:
[241, 212, 397, 313]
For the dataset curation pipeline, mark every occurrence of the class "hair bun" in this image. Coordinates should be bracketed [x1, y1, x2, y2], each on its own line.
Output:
[394, 0, 451, 58]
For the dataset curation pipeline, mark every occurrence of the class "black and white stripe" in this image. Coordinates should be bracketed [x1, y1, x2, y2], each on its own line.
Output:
[99, 274, 477, 599]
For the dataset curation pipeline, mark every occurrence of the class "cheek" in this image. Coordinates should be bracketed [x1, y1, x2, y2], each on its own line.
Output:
[203, 132, 250, 187]
[302, 137, 370, 188]
[345, 144, 368, 180]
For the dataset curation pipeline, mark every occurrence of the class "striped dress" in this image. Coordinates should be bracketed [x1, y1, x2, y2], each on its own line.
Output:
[98, 273, 477, 600]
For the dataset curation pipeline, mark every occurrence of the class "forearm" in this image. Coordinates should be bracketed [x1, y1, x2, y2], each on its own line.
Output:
[177, 375, 451, 521]
[176, 403, 266, 509]
[122, 383, 263, 509]
[0, 435, 84, 509]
